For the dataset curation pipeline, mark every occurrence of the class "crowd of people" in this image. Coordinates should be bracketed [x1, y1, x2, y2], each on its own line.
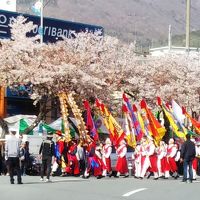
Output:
[1, 129, 200, 184]
[0, 131, 30, 183]
[49, 133, 200, 183]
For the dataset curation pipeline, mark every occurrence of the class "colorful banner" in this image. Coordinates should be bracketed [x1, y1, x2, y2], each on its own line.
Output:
[141, 99, 166, 144]
[123, 93, 144, 141]
[182, 107, 200, 134]
[83, 100, 99, 141]
[157, 97, 186, 139]
[122, 104, 136, 148]
[96, 99, 125, 146]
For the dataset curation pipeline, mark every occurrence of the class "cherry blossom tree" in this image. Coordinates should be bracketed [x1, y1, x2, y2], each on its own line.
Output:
[0, 16, 200, 135]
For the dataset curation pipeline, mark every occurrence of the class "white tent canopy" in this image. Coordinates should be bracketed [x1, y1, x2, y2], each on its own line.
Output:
[3, 114, 37, 136]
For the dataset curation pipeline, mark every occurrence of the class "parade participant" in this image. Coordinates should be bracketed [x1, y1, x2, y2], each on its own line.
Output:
[165, 138, 178, 179]
[60, 138, 68, 177]
[102, 138, 112, 177]
[115, 140, 129, 178]
[83, 136, 96, 178]
[66, 139, 80, 176]
[180, 134, 196, 183]
[76, 140, 86, 176]
[196, 142, 200, 176]
[39, 132, 55, 182]
[93, 142, 104, 179]
[140, 136, 149, 179]
[192, 139, 198, 180]
[5, 130, 22, 184]
[133, 142, 142, 178]
[52, 135, 64, 176]
[156, 141, 167, 178]
[146, 137, 158, 180]
[174, 143, 181, 177]
[196, 141, 200, 176]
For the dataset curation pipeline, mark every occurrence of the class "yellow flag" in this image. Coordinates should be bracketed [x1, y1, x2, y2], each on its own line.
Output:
[163, 106, 186, 139]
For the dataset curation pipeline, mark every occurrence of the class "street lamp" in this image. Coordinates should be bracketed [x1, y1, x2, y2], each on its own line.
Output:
[40, 0, 44, 44]
[186, 0, 191, 52]
[32, 0, 44, 44]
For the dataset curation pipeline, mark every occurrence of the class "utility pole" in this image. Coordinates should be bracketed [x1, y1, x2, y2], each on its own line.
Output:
[186, 0, 191, 52]
[168, 24, 172, 52]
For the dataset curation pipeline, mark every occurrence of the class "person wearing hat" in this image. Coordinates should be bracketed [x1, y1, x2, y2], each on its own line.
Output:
[5, 129, 23, 184]
[133, 141, 142, 178]
[165, 138, 178, 179]
[156, 140, 167, 179]
[115, 139, 129, 178]
[102, 138, 112, 177]
[83, 136, 96, 178]
[191, 139, 199, 180]
[39, 132, 55, 182]
[196, 141, 200, 176]
[140, 137, 158, 180]
[65, 139, 80, 176]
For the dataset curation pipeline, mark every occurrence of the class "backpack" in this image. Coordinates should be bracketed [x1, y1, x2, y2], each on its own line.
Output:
[42, 140, 54, 157]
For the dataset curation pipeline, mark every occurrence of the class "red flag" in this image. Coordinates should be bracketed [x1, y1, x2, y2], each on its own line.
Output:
[157, 96, 162, 106]
[83, 100, 99, 141]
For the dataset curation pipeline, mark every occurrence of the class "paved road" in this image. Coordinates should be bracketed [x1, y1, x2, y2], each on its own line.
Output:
[0, 175, 199, 200]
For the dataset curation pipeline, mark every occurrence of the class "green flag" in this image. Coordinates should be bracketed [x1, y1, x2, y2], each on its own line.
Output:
[19, 119, 33, 135]
[61, 120, 76, 138]
[42, 123, 56, 134]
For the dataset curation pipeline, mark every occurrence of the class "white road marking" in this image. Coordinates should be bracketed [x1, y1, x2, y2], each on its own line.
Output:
[122, 188, 148, 197]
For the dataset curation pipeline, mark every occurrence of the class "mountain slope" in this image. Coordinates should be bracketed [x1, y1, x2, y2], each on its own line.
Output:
[17, 0, 200, 46]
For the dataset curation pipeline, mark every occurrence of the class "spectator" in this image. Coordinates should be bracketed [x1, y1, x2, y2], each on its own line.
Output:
[39, 132, 55, 182]
[20, 141, 30, 176]
[5, 130, 23, 184]
[180, 134, 196, 183]
[0, 141, 4, 175]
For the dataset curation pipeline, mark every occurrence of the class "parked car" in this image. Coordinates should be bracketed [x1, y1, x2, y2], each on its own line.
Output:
[26, 154, 42, 176]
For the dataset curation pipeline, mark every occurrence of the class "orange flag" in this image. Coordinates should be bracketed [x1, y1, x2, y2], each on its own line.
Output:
[96, 99, 125, 146]
[182, 107, 200, 134]
[140, 99, 166, 143]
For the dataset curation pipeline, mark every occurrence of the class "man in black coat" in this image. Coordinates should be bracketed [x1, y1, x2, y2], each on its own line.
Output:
[39, 133, 55, 182]
[180, 134, 196, 183]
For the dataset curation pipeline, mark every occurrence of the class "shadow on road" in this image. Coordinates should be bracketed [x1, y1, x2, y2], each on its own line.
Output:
[24, 178, 88, 184]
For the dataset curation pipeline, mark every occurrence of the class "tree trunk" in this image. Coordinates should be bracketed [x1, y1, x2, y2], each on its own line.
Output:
[0, 117, 8, 139]
[22, 96, 50, 135]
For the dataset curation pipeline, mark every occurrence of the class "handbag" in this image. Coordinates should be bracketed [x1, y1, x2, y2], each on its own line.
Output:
[20, 155, 25, 161]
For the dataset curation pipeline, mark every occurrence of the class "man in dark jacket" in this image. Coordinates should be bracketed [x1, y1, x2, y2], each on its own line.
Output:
[180, 134, 196, 183]
[39, 133, 55, 182]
